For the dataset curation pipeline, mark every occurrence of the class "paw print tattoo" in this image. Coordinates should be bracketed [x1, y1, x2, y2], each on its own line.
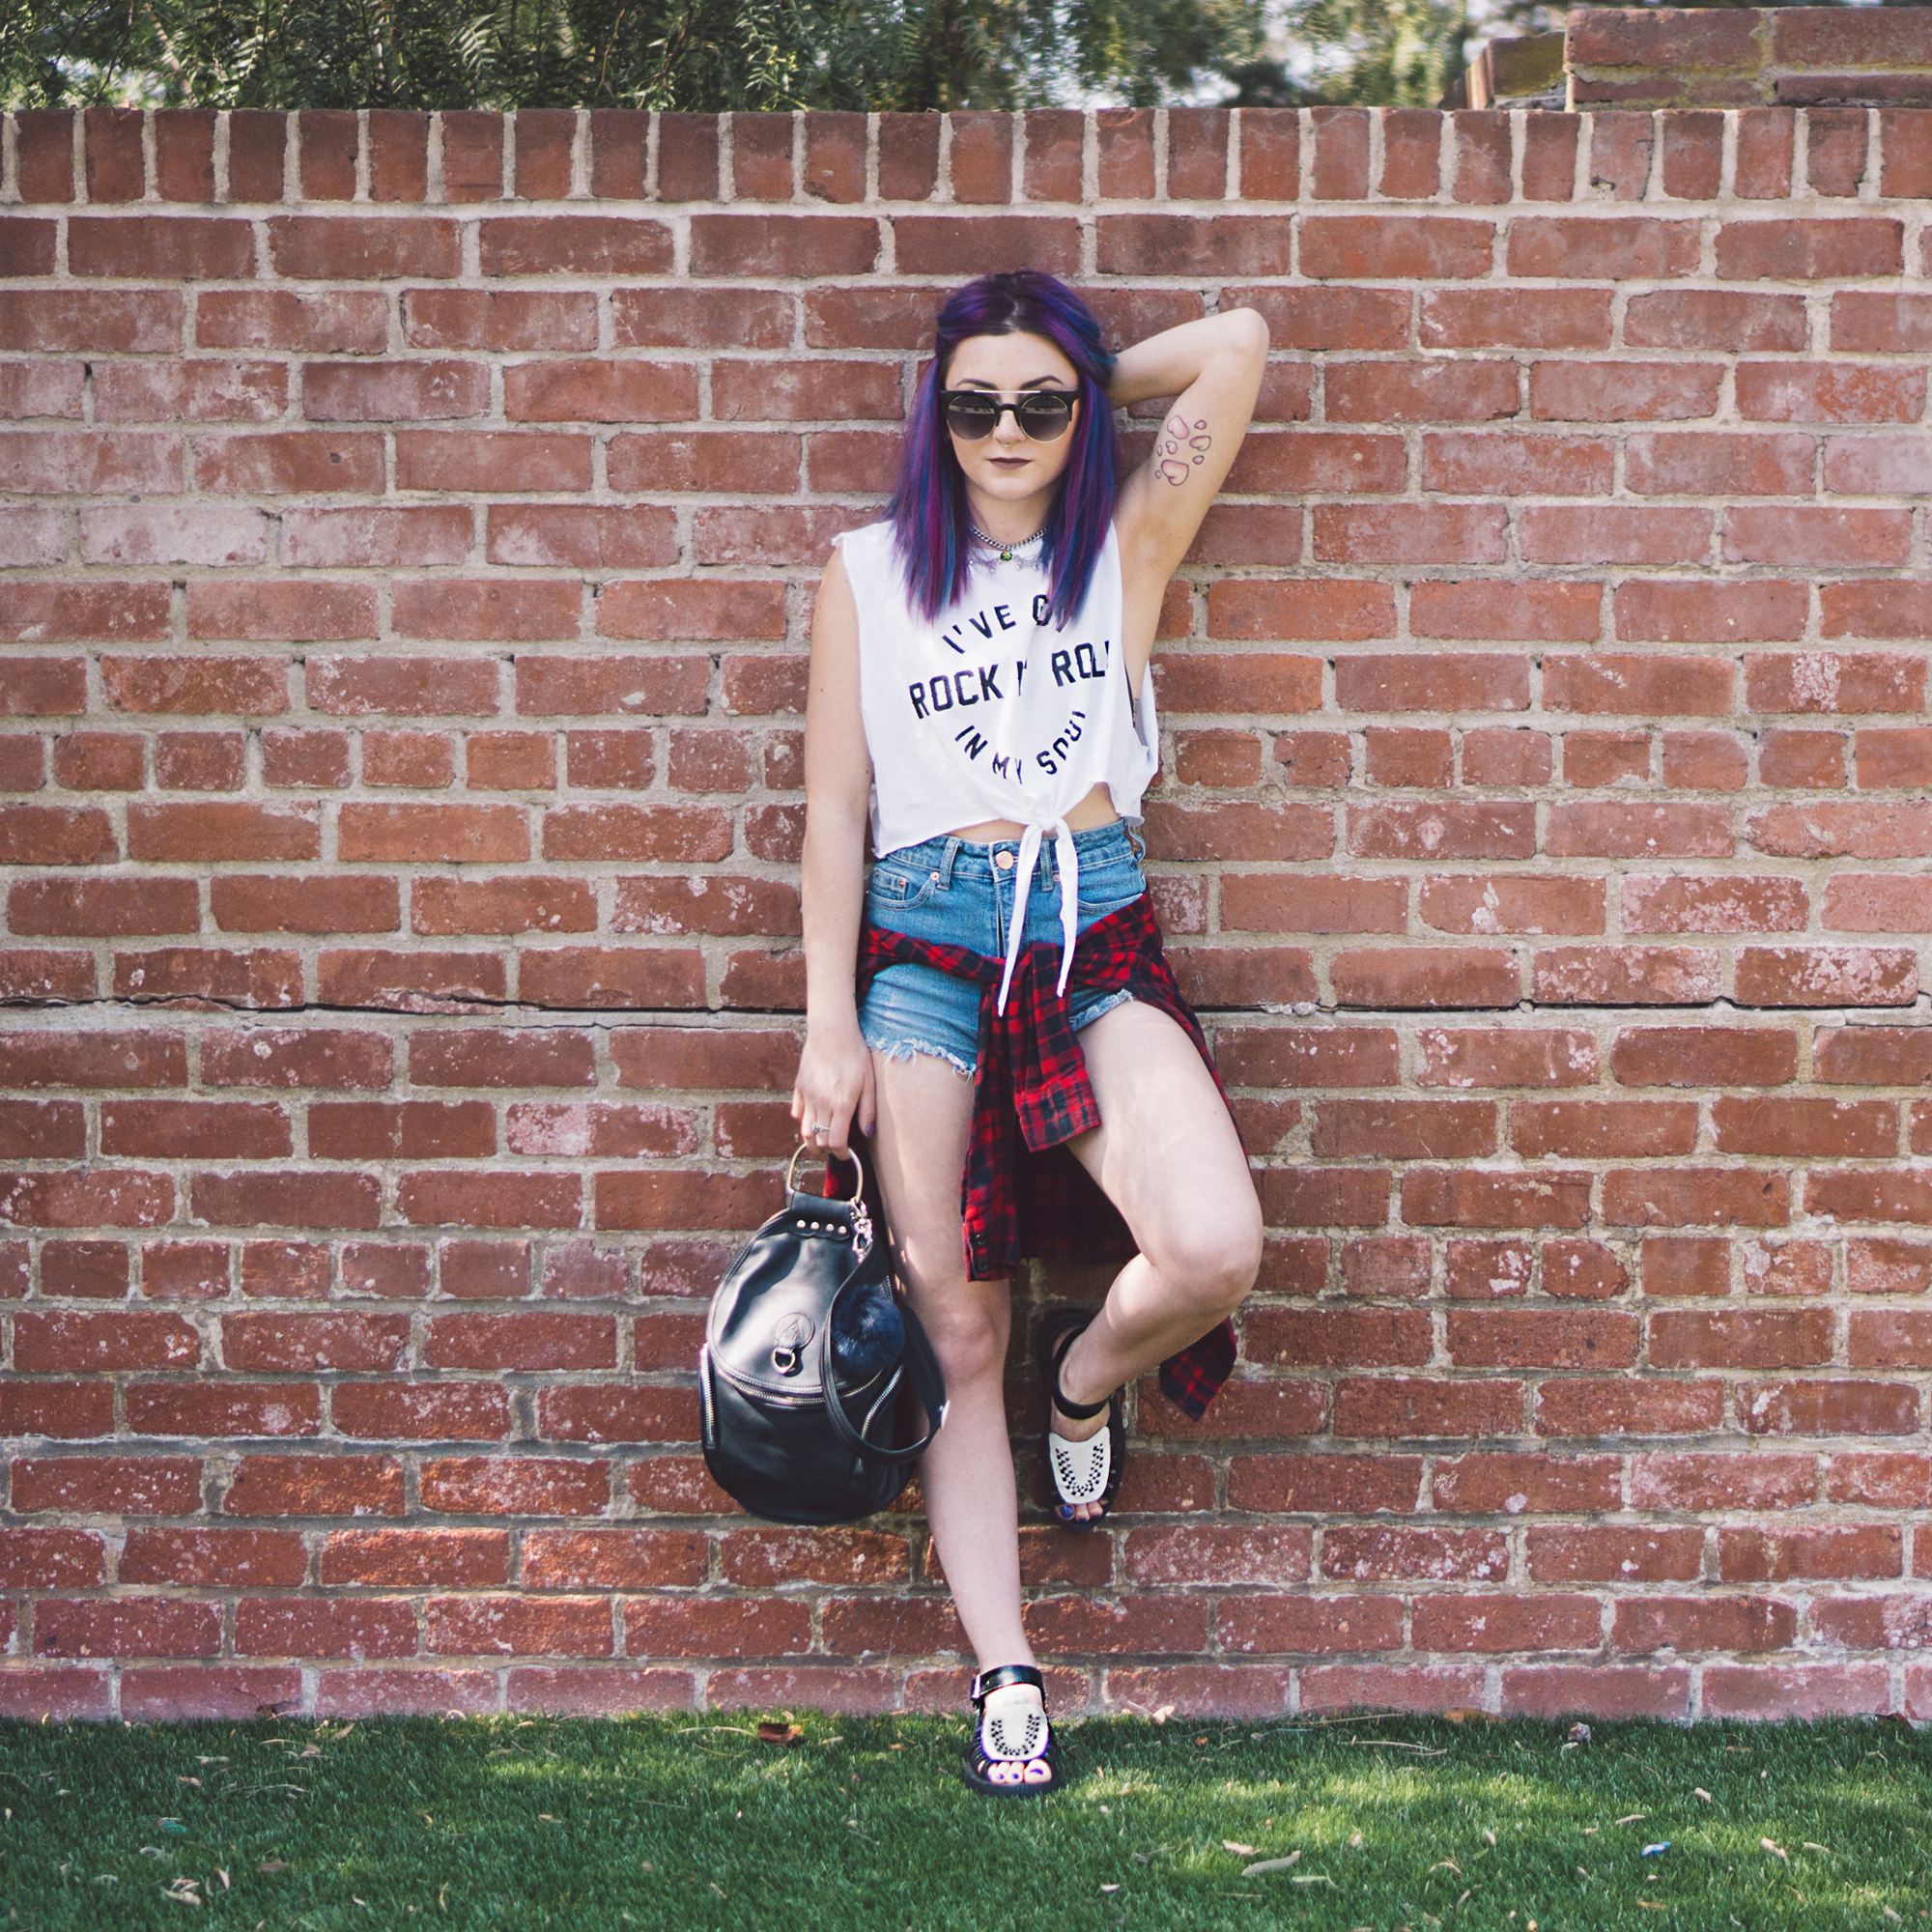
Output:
[1155, 413, 1212, 487]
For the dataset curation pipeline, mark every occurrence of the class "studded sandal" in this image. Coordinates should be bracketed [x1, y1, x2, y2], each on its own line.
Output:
[1037, 1307, 1125, 1529]
[963, 1664, 1061, 1796]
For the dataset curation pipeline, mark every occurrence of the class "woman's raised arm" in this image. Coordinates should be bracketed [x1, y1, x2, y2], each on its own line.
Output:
[790, 549, 876, 1158]
[1110, 307, 1270, 600]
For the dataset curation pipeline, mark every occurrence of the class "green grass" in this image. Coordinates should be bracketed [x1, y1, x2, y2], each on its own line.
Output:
[2, 1711, 1929, 1929]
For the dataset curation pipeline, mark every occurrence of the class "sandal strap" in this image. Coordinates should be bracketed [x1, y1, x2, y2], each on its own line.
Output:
[971, 1663, 1044, 1706]
[1042, 1312, 1113, 1422]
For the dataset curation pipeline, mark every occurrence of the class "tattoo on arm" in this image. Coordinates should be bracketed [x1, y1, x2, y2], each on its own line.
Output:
[1154, 413, 1212, 487]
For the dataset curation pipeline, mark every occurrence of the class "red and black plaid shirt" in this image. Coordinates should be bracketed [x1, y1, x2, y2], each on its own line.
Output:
[852, 891, 1237, 1419]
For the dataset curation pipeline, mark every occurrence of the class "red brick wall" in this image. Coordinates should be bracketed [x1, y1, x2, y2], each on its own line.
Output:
[5, 73, 1932, 1723]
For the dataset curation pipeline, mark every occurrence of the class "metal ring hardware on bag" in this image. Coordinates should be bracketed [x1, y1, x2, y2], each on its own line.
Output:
[784, 1141, 866, 1203]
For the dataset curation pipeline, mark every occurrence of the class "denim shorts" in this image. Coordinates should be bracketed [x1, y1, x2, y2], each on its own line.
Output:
[859, 819, 1148, 1078]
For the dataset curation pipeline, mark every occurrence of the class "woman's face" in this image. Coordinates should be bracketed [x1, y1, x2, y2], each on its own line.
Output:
[942, 330, 1082, 513]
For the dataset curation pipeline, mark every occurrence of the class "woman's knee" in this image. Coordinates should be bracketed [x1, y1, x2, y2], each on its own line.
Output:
[907, 1286, 1009, 1384]
[1148, 1197, 1264, 1317]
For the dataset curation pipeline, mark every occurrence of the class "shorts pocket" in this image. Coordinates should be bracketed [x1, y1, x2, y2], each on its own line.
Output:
[1075, 860, 1146, 924]
[867, 863, 939, 912]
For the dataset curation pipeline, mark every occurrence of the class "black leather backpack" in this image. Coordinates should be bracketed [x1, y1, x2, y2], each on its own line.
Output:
[699, 1149, 947, 1525]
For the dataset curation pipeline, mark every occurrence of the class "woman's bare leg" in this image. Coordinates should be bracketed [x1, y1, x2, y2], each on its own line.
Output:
[867, 1049, 1032, 1671]
[1050, 1000, 1264, 1520]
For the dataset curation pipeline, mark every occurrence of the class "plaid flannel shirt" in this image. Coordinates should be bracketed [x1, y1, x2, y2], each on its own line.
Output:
[853, 891, 1237, 1420]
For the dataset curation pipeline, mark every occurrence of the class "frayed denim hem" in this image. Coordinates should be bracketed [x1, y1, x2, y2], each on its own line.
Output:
[1075, 988, 1136, 1031]
[860, 1028, 976, 1080]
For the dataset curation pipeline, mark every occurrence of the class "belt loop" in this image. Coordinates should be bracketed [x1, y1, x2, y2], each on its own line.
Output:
[1125, 820, 1147, 866]
[938, 837, 961, 887]
[1039, 839, 1055, 891]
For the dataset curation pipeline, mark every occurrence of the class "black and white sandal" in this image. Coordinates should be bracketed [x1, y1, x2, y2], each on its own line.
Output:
[1037, 1307, 1125, 1529]
[964, 1664, 1061, 1796]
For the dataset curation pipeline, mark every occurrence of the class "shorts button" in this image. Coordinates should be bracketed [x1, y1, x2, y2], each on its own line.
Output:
[994, 850, 1015, 871]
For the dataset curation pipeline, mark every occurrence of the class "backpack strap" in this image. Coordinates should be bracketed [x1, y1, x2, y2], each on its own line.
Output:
[814, 1257, 947, 1466]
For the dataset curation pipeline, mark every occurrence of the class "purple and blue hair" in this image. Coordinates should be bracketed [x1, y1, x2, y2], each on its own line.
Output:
[887, 270, 1119, 627]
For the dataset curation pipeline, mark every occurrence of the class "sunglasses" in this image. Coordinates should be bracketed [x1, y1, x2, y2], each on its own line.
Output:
[942, 389, 1077, 442]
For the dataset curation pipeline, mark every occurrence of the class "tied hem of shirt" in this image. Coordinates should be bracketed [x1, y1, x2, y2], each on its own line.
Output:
[995, 815, 1080, 1019]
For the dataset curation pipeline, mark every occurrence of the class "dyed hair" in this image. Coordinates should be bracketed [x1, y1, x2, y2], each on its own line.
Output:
[887, 270, 1118, 627]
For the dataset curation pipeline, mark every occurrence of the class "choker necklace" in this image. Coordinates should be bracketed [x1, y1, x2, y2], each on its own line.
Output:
[970, 523, 1042, 563]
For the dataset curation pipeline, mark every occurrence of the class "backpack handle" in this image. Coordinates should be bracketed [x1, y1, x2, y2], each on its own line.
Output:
[784, 1142, 864, 1203]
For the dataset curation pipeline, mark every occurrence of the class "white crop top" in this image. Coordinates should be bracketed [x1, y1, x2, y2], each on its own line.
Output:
[837, 518, 1160, 1013]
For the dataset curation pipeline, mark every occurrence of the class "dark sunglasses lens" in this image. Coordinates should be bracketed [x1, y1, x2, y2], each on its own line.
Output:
[945, 397, 1001, 439]
[1017, 395, 1074, 439]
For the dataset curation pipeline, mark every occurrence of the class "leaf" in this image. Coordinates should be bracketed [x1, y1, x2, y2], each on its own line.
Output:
[1221, 1841, 1257, 1857]
[1099, 1884, 1120, 1893]
[1615, 1813, 1648, 1826]
[1481, 1828, 1496, 1846]
[257, 1861, 287, 1875]
[756, 1721, 804, 1747]
[1802, 1842, 1830, 1854]
[1693, 1788, 1713, 1803]
[1242, 1853, 1301, 1876]
[1762, 1838, 1789, 1861]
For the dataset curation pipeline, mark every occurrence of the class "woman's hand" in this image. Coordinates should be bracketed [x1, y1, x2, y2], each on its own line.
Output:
[790, 1018, 876, 1160]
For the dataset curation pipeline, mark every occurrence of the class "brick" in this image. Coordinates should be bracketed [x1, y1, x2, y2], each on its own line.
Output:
[1712, 1094, 1896, 1158]
[1626, 291, 1807, 353]
[1737, 946, 1917, 1009]
[225, 1455, 404, 1517]
[1846, 1238, 1932, 1296]
[10, 876, 198, 938]
[1613, 1597, 1796, 1656]
[1307, 1097, 1497, 1167]
[1536, 1378, 1723, 1438]
[1331, 947, 1520, 1009]
[352, 113, 431, 206]
[1716, 218, 1902, 281]
[1738, 361, 1925, 425]
[440, 110, 504, 201]
[1416, 1027, 1598, 1091]
[1604, 1166, 1790, 1229]
[1614, 579, 1805, 644]
[1547, 802, 1733, 859]
[1333, 1378, 1521, 1439]
[1347, 804, 1534, 862]
[1313, 503, 1504, 567]
[1298, 214, 1494, 281]
[1629, 1452, 1814, 1512]
[1422, 435, 1613, 498]
[1543, 653, 1734, 717]
[269, 214, 461, 278]
[1627, 431, 1815, 497]
[1815, 1172, 1932, 1229]
[1740, 1381, 1918, 1440]
[1530, 943, 1731, 1005]
[1509, 217, 1698, 279]
[1528, 1526, 1701, 1585]
[428, 1595, 613, 1656]
[1327, 359, 1518, 424]
[1532, 361, 1721, 425]
[1513, 1099, 1697, 1159]
[1503, 1666, 1691, 1719]
[1412, 581, 1600, 641]
[1612, 1027, 1798, 1093]
[1360, 106, 1433, 198]
[197, 290, 385, 353]
[1660, 730, 1750, 791]
[1220, 874, 1405, 938]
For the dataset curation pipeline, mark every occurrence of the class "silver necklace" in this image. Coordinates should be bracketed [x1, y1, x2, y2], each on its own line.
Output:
[970, 523, 1042, 563]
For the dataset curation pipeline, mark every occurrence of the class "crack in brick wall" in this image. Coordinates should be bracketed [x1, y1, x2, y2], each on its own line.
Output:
[4, 73, 1932, 1722]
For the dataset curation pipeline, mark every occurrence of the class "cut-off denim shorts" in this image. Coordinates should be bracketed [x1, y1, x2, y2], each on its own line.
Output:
[859, 819, 1148, 1079]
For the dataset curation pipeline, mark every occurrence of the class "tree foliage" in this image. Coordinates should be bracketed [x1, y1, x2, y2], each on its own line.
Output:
[0, 0, 1272, 112]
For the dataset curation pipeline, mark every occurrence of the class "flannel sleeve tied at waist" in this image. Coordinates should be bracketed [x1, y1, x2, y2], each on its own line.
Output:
[853, 891, 1237, 1420]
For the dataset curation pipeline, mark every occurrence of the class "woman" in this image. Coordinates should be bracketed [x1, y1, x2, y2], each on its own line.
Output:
[790, 270, 1268, 1795]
